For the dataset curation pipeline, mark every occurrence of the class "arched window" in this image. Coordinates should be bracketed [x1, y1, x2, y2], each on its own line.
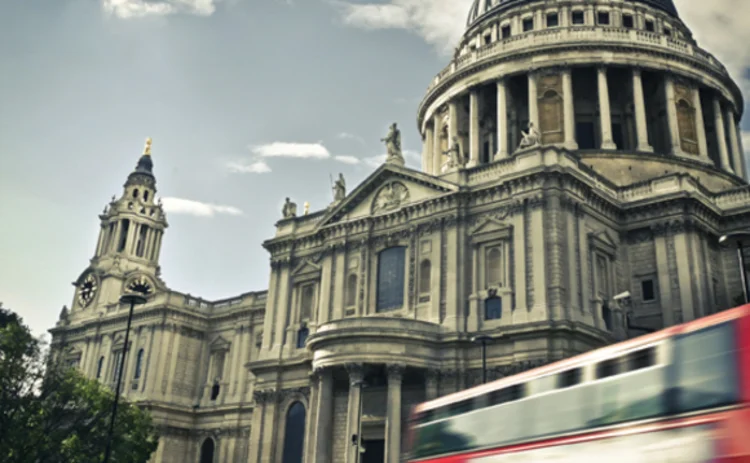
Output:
[199, 438, 215, 463]
[419, 260, 431, 295]
[281, 402, 306, 463]
[96, 356, 104, 379]
[296, 327, 309, 349]
[376, 246, 407, 312]
[143, 191, 150, 202]
[487, 247, 503, 286]
[134, 349, 144, 379]
[485, 297, 502, 320]
[132, 189, 139, 199]
[345, 274, 357, 307]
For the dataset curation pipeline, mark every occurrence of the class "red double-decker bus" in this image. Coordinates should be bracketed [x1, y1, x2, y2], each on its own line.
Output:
[406, 305, 750, 462]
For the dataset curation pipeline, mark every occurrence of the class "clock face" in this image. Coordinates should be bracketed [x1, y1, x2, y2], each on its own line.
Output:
[78, 274, 98, 307]
[127, 276, 153, 296]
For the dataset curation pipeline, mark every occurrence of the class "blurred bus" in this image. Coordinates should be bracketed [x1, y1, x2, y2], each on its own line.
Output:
[406, 304, 750, 462]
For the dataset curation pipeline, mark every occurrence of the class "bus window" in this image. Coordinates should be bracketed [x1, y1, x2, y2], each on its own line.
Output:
[596, 358, 619, 379]
[448, 398, 474, 417]
[489, 384, 525, 405]
[672, 321, 740, 413]
[627, 346, 656, 371]
[557, 368, 582, 388]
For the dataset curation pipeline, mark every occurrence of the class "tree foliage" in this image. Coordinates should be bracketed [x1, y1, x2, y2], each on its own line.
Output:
[0, 306, 159, 463]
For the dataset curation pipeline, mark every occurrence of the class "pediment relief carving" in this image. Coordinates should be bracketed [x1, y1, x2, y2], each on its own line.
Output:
[372, 181, 411, 215]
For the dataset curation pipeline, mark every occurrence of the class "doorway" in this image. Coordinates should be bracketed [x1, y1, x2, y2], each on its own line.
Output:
[361, 439, 385, 463]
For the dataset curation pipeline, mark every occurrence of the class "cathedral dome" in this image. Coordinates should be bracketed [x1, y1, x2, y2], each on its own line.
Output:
[467, 0, 679, 28]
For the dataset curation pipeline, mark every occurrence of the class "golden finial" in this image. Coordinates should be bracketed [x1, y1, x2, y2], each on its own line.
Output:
[143, 137, 152, 156]
[304, 202, 310, 215]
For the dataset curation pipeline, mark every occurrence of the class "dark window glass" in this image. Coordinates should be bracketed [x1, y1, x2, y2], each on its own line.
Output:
[522, 18, 534, 31]
[611, 122, 623, 150]
[671, 322, 740, 414]
[300, 285, 314, 319]
[598, 11, 610, 25]
[547, 13, 559, 27]
[576, 122, 596, 149]
[482, 141, 491, 164]
[588, 365, 667, 428]
[117, 220, 130, 252]
[641, 279, 656, 301]
[282, 402, 306, 463]
[572, 11, 585, 24]
[664, 27, 672, 36]
[448, 398, 475, 417]
[134, 348, 144, 379]
[112, 351, 124, 382]
[623, 14, 634, 28]
[488, 384, 525, 405]
[199, 438, 215, 463]
[557, 368, 582, 388]
[296, 328, 309, 348]
[376, 247, 406, 311]
[596, 358, 618, 379]
[645, 20, 655, 32]
[501, 25, 511, 38]
[210, 382, 220, 401]
[96, 356, 104, 379]
[627, 347, 656, 371]
[484, 35, 491, 45]
[484, 297, 502, 320]
[603, 303, 613, 331]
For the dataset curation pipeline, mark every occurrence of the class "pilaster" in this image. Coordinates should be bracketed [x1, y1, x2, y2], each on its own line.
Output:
[385, 364, 404, 463]
[312, 368, 334, 463]
[345, 363, 364, 463]
[528, 72, 539, 132]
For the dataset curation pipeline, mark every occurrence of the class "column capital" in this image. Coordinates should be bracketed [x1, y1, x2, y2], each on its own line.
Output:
[386, 364, 405, 382]
[345, 363, 364, 384]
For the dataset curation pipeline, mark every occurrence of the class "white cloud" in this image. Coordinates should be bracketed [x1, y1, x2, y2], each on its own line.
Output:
[102, 0, 224, 18]
[225, 160, 272, 174]
[333, 0, 467, 55]
[250, 142, 331, 159]
[337, 132, 367, 145]
[160, 197, 243, 217]
[334, 155, 361, 164]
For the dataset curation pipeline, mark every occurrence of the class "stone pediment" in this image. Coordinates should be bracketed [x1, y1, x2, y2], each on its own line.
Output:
[469, 216, 513, 242]
[291, 260, 322, 277]
[589, 230, 617, 255]
[210, 335, 231, 351]
[318, 164, 458, 227]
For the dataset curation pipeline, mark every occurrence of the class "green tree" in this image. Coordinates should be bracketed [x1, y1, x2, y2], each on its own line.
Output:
[0, 306, 159, 463]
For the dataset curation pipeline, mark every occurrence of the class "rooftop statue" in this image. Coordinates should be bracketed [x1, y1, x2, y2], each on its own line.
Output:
[282, 197, 297, 218]
[381, 123, 405, 166]
[518, 122, 540, 150]
[333, 173, 346, 202]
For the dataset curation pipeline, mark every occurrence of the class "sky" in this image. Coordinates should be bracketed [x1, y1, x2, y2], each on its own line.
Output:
[1, 0, 749, 338]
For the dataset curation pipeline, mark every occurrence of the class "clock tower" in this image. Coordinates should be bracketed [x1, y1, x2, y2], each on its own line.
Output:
[71, 139, 169, 313]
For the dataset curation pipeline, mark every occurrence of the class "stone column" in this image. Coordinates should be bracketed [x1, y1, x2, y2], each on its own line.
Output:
[345, 364, 364, 463]
[664, 76, 683, 156]
[692, 87, 709, 159]
[423, 124, 434, 174]
[713, 97, 733, 173]
[528, 72, 539, 133]
[385, 364, 404, 463]
[726, 107, 743, 176]
[495, 79, 509, 159]
[432, 114, 442, 173]
[632, 68, 653, 152]
[425, 369, 439, 400]
[736, 123, 747, 180]
[448, 100, 459, 140]
[597, 66, 616, 149]
[313, 368, 334, 463]
[303, 372, 320, 463]
[561, 68, 577, 150]
[469, 89, 480, 167]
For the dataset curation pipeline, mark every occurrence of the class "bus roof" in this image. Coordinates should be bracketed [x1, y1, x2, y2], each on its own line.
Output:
[413, 304, 750, 414]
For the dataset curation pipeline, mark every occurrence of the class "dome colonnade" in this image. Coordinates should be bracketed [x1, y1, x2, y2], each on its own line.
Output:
[417, 0, 746, 184]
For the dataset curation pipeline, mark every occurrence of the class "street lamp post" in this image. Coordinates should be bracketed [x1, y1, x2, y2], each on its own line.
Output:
[719, 232, 750, 305]
[352, 379, 367, 463]
[102, 293, 147, 463]
[471, 335, 493, 384]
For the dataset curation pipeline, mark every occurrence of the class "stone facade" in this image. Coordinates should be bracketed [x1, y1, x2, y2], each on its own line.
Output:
[49, 1, 750, 462]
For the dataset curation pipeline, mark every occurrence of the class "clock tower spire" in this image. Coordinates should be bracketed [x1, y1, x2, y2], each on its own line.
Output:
[72, 139, 169, 310]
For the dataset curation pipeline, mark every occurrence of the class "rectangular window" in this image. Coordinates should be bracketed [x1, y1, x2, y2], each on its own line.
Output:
[376, 246, 407, 312]
[484, 34, 491, 45]
[664, 27, 672, 36]
[501, 25, 511, 38]
[645, 19, 655, 32]
[484, 297, 502, 320]
[111, 351, 124, 382]
[622, 14, 634, 28]
[641, 279, 656, 301]
[557, 368, 582, 388]
[627, 347, 656, 371]
[546, 12, 559, 28]
[596, 358, 618, 379]
[572, 11, 585, 25]
[597, 11, 610, 25]
[522, 17, 534, 32]
[576, 121, 596, 149]
[488, 384, 525, 405]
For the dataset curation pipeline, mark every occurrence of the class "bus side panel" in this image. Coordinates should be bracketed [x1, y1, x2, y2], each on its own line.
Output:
[739, 309, 750, 404]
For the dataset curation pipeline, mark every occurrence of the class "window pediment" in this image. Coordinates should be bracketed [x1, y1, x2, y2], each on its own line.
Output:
[469, 217, 513, 244]
[210, 335, 231, 352]
[292, 260, 322, 282]
[589, 230, 617, 256]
